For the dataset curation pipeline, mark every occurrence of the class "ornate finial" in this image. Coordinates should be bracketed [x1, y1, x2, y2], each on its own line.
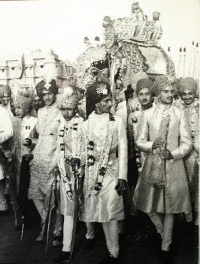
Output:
[179, 47, 182, 52]
[183, 47, 186, 52]
[196, 42, 199, 47]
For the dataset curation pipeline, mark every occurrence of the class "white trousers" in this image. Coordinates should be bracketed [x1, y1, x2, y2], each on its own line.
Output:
[86, 221, 119, 258]
[62, 215, 74, 252]
[148, 213, 174, 251]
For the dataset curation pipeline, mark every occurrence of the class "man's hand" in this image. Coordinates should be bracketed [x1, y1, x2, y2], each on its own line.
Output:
[160, 149, 173, 160]
[152, 137, 166, 149]
[115, 179, 127, 196]
[23, 138, 32, 147]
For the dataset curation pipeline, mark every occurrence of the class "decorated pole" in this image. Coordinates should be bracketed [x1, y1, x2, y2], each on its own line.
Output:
[177, 47, 182, 78]
[183, 47, 186, 78]
[189, 41, 195, 76]
[193, 42, 198, 78]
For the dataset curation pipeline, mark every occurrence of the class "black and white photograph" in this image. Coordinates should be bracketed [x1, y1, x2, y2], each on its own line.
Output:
[0, 0, 199, 263]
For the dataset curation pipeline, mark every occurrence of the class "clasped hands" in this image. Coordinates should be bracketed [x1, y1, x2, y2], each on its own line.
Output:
[152, 137, 173, 160]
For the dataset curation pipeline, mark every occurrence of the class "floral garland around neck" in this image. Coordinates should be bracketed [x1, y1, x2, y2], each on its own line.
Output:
[58, 112, 82, 200]
[84, 112, 115, 197]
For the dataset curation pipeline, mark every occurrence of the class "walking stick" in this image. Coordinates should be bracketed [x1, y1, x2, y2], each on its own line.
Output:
[69, 158, 81, 261]
[45, 180, 56, 257]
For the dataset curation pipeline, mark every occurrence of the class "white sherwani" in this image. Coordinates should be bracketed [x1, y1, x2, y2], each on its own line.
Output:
[80, 112, 127, 222]
[134, 104, 192, 216]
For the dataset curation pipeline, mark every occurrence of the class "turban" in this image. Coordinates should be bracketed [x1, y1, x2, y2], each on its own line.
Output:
[0, 85, 11, 98]
[14, 94, 33, 112]
[131, 71, 148, 91]
[86, 81, 111, 117]
[153, 11, 160, 18]
[152, 75, 175, 96]
[131, 2, 139, 10]
[177, 77, 197, 95]
[36, 79, 58, 97]
[103, 16, 112, 23]
[136, 78, 153, 94]
[56, 87, 78, 110]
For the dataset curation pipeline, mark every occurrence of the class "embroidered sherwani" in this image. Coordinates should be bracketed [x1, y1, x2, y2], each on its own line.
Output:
[0, 106, 13, 210]
[80, 112, 127, 222]
[134, 104, 192, 216]
[174, 98, 199, 205]
[29, 105, 62, 200]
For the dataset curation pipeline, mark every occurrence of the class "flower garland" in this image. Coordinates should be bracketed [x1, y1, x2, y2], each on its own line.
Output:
[84, 112, 115, 197]
[58, 112, 82, 200]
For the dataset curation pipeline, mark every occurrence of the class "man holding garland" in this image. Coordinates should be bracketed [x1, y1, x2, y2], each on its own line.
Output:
[80, 81, 128, 264]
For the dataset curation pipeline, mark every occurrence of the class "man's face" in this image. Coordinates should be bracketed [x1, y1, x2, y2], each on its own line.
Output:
[15, 106, 27, 118]
[96, 94, 112, 114]
[180, 89, 195, 105]
[43, 92, 56, 106]
[159, 85, 174, 105]
[60, 106, 76, 121]
[33, 97, 44, 111]
[19, 87, 30, 97]
[138, 88, 152, 108]
[1, 94, 10, 106]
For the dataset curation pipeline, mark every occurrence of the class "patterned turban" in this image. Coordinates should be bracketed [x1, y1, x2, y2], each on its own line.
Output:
[103, 16, 112, 23]
[86, 81, 111, 117]
[131, 2, 139, 10]
[136, 78, 153, 94]
[131, 71, 148, 91]
[14, 94, 33, 112]
[177, 77, 197, 95]
[0, 85, 11, 98]
[152, 75, 175, 96]
[153, 11, 160, 18]
[56, 87, 78, 110]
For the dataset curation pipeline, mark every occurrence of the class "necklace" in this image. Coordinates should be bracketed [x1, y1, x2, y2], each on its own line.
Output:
[58, 113, 82, 200]
[84, 112, 114, 197]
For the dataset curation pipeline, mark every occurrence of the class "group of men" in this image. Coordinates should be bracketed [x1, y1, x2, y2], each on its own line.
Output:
[0, 74, 198, 264]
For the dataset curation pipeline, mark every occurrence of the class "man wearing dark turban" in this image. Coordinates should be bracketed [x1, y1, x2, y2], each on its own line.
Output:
[28, 79, 62, 242]
[80, 81, 127, 263]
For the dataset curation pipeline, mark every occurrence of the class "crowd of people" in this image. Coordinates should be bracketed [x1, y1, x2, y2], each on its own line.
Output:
[0, 74, 199, 264]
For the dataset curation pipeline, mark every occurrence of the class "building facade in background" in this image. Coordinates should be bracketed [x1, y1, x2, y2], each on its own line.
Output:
[0, 49, 75, 96]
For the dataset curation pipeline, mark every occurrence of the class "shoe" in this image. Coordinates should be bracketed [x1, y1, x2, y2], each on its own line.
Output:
[162, 251, 173, 264]
[100, 255, 119, 264]
[52, 236, 63, 247]
[51, 251, 71, 263]
[83, 239, 95, 251]
[36, 232, 43, 242]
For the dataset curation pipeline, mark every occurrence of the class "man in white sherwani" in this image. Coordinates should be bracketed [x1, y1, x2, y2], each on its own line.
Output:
[134, 75, 192, 264]
[80, 81, 128, 264]
[0, 105, 13, 213]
